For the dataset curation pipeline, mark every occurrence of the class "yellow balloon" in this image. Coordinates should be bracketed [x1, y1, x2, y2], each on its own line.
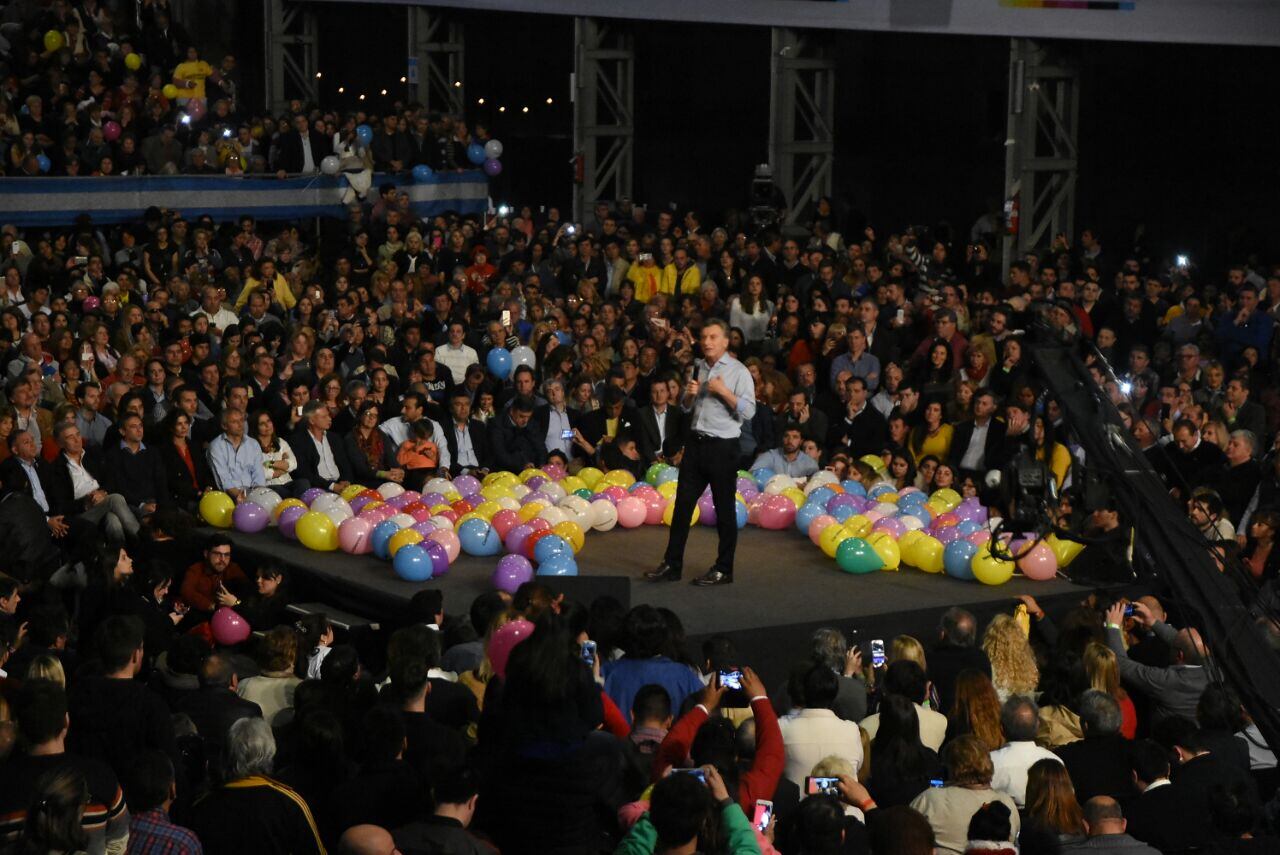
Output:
[561, 475, 587, 494]
[553, 520, 585, 552]
[429, 503, 452, 516]
[897, 529, 926, 556]
[842, 514, 872, 538]
[296, 511, 339, 551]
[866, 531, 902, 570]
[480, 484, 514, 502]
[972, 545, 1016, 586]
[362, 500, 384, 514]
[387, 527, 424, 557]
[340, 484, 366, 501]
[878, 492, 899, 504]
[907, 535, 945, 573]
[199, 491, 236, 528]
[1045, 533, 1085, 567]
[517, 502, 546, 523]
[819, 524, 850, 559]
[454, 511, 486, 529]
[43, 30, 64, 52]
[929, 488, 962, 512]
[926, 499, 950, 516]
[124, 52, 142, 71]
[664, 500, 699, 527]
[781, 487, 806, 508]
[656, 481, 679, 500]
[162, 83, 179, 99]
[578, 467, 604, 489]
[473, 501, 502, 520]
[603, 469, 636, 488]
[519, 468, 548, 483]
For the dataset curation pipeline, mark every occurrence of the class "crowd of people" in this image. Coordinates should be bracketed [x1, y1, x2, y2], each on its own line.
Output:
[1, 2, 1280, 853]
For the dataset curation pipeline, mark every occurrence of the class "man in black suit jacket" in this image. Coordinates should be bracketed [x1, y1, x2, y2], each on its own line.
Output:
[488, 396, 546, 472]
[175, 654, 262, 764]
[860, 299, 900, 367]
[442, 388, 491, 475]
[1125, 738, 1208, 853]
[1054, 691, 1138, 804]
[275, 113, 333, 176]
[1162, 716, 1258, 815]
[290, 402, 354, 492]
[776, 388, 828, 446]
[949, 390, 1007, 479]
[575, 387, 635, 464]
[633, 379, 685, 465]
[929, 607, 992, 714]
[826, 377, 887, 459]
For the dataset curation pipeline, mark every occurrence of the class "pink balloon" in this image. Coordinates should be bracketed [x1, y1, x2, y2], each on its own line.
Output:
[640, 491, 666, 525]
[527, 517, 552, 533]
[616, 496, 646, 528]
[543, 463, 566, 480]
[489, 618, 534, 679]
[603, 486, 629, 503]
[967, 530, 992, 547]
[186, 98, 206, 120]
[1017, 542, 1059, 581]
[408, 506, 431, 523]
[428, 528, 461, 562]
[103, 120, 121, 141]
[82, 295, 100, 311]
[339, 517, 375, 554]
[211, 607, 250, 646]
[491, 509, 520, 538]
[862, 509, 884, 524]
[758, 495, 796, 530]
[808, 514, 837, 544]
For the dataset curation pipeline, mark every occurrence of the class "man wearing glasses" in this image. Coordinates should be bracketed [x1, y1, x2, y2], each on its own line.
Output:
[179, 533, 249, 615]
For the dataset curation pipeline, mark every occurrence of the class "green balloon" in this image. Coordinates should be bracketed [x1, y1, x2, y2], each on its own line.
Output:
[574, 488, 593, 500]
[645, 463, 669, 485]
[836, 537, 883, 574]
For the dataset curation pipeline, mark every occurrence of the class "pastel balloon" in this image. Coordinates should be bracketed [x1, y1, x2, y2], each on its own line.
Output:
[870, 517, 905, 539]
[490, 509, 520, 538]
[967, 530, 992, 547]
[1045, 533, 1085, 568]
[757, 496, 796, 530]
[734, 501, 749, 529]
[907, 535, 945, 574]
[697, 492, 718, 526]
[423, 540, 451, 577]
[300, 488, 325, 506]
[277, 505, 306, 540]
[936, 526, 964, 545]
[378, 482, 406, 499]
[393, 544, 434, 582]
[388, 527, 424, 558]
[819, 524, 849, 559]
[537, 553, 579, 576]
[616, 496, 646, 528]
[943, 540, 978, 580]
[1017, 542, 1059, 581]
[458, 518, 502, 556]
[795, 502, 825, 533]
[199, 491, 236, 528]
[233, 502, 269, 533]
[339, 517, 375, 554]
[371, 519, 401, 558]
[589, 499, 618, 531]
[867, 531, 902, 570]
[211, 607, 250, 646]
[899, 514, 925, 531]
[533, 534, 571, 563]
[489, 617, 534, 678]
[897, 529, 926, 556]
[492, 554, 535, 594]
[808, 514, 837, 544]
[552, 520, 585, 552]
[504, 523, 536, 556]
[972, 546, 1016, 586]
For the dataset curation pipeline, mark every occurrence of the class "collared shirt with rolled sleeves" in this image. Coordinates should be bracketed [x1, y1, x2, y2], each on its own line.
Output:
[685, 354, 755, 439]
[208, 434, 267, 492]
[544, 407, 572, 457]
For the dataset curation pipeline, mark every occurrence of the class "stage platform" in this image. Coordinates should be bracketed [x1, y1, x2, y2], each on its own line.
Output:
[217, 524, 1099, 685]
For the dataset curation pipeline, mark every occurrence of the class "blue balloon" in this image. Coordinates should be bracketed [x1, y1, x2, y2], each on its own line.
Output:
[355, 124, 373, 145]
[943, 540, 978, 581]
[796, 502, 825, 533]
[536, 552, 579, 577]
[956, 520, 982, 536]
[868, 484, 895, 500]
[35, 154, 51, 173]
[841, 480, 868, 497]
[830, 504, 855, 523]
[807, 486, 836, 508]
[486, 347, 512, 379]
[655, 467, 679, 486]
[533, 534, 571, 564]
[751, 468, 776, 489]
[555, 331, 573, 346]
[371, 519, 401, 560]
[734, 501, 749, 529]
[902, 506, 933, 526]
[458, 518, 502, 556]
[466, 142, 486, 165]
[393, 543, 434, 582]
[897, 492, 928, 508]
[411, 163, 433, 182]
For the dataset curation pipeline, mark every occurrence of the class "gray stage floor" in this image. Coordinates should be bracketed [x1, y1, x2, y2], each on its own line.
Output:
[221, 524, 1084, 636]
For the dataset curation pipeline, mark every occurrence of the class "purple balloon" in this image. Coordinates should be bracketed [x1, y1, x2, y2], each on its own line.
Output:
[385, 493, 413, 510]
[826, 493, 859, 514]
[453, 475, 481, 495]
[936, 525, 964, 545]
[278, 505, 306, 540]
[483, 157, 503, 176]
[421, 492, 447, 508]
[300, 488, 325, 506]
[492, 553, 534, 594]
[504, 523, 535, 556]
[424, 540, 450, 577]
[522, 491, 551, 506]
[697, 491, 718, 526]
[526, 476, 547, 491]
[411, 520, 438, 538]
[349, 495, 372, 514]
[233, 501, 269, 533]
[735, 476, 755, 495]
[871, 516, 906, 539]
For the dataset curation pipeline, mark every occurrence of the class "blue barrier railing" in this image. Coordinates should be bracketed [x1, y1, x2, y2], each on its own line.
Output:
[0, 170, 490, 226]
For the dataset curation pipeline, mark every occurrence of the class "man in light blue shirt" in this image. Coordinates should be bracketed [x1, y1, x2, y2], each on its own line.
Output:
[207, 408, 266, 501]
[647, 319, 754, 588]
[752, 427, 819, 479]
[828, 326, 881, 393]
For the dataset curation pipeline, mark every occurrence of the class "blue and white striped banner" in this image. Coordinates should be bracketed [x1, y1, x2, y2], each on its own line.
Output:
[0, 171, 490, 226]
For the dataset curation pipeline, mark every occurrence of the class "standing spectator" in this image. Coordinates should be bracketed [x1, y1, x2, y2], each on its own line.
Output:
[124, 750, 203, 855]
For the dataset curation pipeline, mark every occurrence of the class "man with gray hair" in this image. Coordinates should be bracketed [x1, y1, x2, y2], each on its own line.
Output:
[189, 717, 325, 853]
[1104, 600, 1210, 724]
[805, 628, 867, 722]
[989, 695, 1060, 806]
[929, 607, 992, 713]
[290, 400, 351, 494]
[1054, 690, 1137, 803]
[1214, 428, 1262, 525]
[538, 377, 575, 459]
[1077, 796, 1161, 854]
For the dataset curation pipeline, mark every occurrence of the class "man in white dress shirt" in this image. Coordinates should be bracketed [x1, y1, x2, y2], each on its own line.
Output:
[380, 391, 451, 473]
[778, 662, 864, 789]
[436, 322, 479, 386]
[989, 695, 1061, 807]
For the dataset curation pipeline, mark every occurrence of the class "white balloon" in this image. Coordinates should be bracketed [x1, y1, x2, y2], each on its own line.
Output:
[378, 482, 405, 499]
[424, 478, 453, 496]
[764, 474, 797, 495]
[320, 155, 341, 175]
[248, 487, 282, 519]
[428, 515, 454, 530]
[510, 345, 536, 370]
[311, 492, 348, 512]
[589, 499, 618, 531]
[323, 504, 353, 525]
[899, 515, 925, 531]
[390, 513, 416, 529]
[484, 139, 503, 160]
[540, 482, 567, 501]
[537, 506, 567, 526]
[803, 471, 839, 494]
[496, 496, 521, 511]
[874, 501, 898, 517]
[510, 484, 531, 500]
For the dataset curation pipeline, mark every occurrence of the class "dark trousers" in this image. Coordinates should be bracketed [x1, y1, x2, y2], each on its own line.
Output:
[664, 434, 739, 573]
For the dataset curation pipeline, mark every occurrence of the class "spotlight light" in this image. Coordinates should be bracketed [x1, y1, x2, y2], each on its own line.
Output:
[498, 106, 505, 112]
[400, 76, 406, 83]
[477, 98, 485, 105]
[521, 106, 529, 113]
[315, 72, 322, 79]
[338, 86, 344, 94]
[380, 89, 387, 96]
[454, 81, 462, 88]
[546, 97, 553, 104]
[359, 94, 366, 101]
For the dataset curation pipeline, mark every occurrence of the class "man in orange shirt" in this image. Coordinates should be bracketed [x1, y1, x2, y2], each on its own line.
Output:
[180, 533, 249, 614]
